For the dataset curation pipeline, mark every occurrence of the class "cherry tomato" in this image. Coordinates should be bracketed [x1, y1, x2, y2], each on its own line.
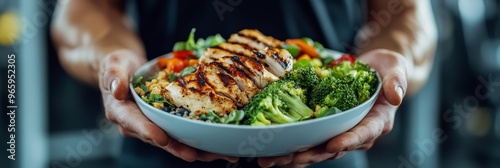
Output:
[172, 50, 196, 60]
[330, 54, 356, 67]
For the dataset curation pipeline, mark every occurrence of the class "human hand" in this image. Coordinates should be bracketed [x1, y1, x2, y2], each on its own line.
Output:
[98, 49, 239, 163]
[257, 49, 409, 167]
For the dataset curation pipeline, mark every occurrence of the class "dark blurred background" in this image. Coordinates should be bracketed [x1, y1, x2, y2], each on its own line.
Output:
[1, 0, 499, 167]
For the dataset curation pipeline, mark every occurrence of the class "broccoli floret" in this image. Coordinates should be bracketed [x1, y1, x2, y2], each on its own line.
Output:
[283, 63, 319, 98]
[350, 70, 378, 102]
[309, 76, 359, 111]
[331, 61, 378, 103]
[242, 80, 314, 125]
[309, 60, 378, 112]
[330, 61, 371, 77]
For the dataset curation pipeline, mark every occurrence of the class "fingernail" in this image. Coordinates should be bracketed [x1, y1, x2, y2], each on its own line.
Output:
[396, 85, 404, 99]
[267, 162, 275, 167]
[111, 79, 118, 95]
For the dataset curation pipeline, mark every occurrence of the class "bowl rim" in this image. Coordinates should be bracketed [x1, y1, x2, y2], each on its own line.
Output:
[129, 49, 382, 129]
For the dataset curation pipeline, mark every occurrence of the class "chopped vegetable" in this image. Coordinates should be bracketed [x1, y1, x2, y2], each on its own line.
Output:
[293, 59, 313, 69]
[158, 57, 188, 73]
[309, 75, 359, 111]
[297, 54, 311, 61]
[316, 106, 342, 118]
[242, 80, 314, 125]
[301, 37, 314, 46]
[283, 60, 319, 98]
[173, 50, 196, 60]
[205, 34, 226, 47]
[173, 28, 226, 58]
[142, 94, 167, 104]
[132, 76, 144, 87]
[179, 66, 196, 77]
[186, 28, 197, 51]
[310, 60, 378, 111]
[286, 39, 321, 59]
[200, 110, 222, 123]
[173, 42, 186, 51]
[311, 58, 323, 68]
[282, 44, 300, 57]
[222, 109, 246, 124]
[168, 72, 177, 82]
[188, 59, 199, 66]
[330, 54, 356, 67]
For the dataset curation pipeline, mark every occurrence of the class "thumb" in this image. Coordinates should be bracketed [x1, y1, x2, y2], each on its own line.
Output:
[381, 68, 407, 106]
[99, 50, 146, 100]
[358, 49, 408, 106]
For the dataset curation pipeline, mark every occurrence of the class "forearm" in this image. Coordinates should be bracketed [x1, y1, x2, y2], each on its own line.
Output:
[358, 0, 437, 95]
[51, 0, 145, 86]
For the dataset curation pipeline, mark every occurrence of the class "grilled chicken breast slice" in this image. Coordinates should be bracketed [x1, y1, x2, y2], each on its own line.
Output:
[200, 42, 293, 78]
[165, 73, 237, 116]
[228, 29, 282, 49]
[261, 48, 293, 77]
[213, 56, 278, 89]
[198, 63, 251, 107]
[209, 61, 261, 101]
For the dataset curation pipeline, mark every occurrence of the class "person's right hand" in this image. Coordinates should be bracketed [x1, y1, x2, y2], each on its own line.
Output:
[98, 49, 239, 163]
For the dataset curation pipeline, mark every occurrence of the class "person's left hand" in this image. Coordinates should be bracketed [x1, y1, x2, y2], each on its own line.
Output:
[257, 49, 410, 168]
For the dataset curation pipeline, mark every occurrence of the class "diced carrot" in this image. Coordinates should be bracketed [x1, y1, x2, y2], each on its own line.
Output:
[286, 39, 321, 59]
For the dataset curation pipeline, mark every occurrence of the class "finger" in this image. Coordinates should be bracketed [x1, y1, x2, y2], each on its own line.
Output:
[293, 145, 335, 164]
[382, 69, 406, 106]
[356, 141, 375, 150]
[163, 139, 198, 162]
[326, 100, 396, 153]
[117, 126, 138, 138]
[328, 151, 347, 160]
[258, 154, 294, 168]
[99, 50, 146, 100]
[196, 151, 239, 163]
[102, 93, 170, 147]
[280, 163, 309, 168]
[358, 49, 408, 106]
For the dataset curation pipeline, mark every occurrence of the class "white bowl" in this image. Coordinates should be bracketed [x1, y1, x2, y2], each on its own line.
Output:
[130, 50, 382, 157]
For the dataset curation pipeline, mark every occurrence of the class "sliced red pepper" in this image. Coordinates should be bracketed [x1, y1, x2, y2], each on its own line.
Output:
[330, 54, 356, 67]
[172, 50, 196, 60]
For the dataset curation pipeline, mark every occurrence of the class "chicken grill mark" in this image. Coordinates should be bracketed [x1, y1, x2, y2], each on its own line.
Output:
[164, 29, 293, 116]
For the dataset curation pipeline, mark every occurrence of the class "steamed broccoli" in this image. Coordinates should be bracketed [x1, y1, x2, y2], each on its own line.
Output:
[350, 70, 378, 102]
[242, 80, 314, 125]
[330, 61, 377, 102]
[309, 75, 359, 111]
[283, 60, 319, 97]
[309, 61, 378, 115]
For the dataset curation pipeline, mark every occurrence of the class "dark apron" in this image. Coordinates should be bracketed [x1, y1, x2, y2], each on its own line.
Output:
[120, 0, 367, 167]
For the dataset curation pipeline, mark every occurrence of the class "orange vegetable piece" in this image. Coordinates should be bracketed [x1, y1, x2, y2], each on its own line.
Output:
[286, 39, 320, 59]
[297, 54, 311, 61]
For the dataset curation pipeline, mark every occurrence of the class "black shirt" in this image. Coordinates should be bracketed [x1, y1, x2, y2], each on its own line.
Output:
[120, 0, 367, 167]
[131, 0, 365, 59]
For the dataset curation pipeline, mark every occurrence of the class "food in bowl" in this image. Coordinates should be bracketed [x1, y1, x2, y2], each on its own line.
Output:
[132, 29, 378, 126]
